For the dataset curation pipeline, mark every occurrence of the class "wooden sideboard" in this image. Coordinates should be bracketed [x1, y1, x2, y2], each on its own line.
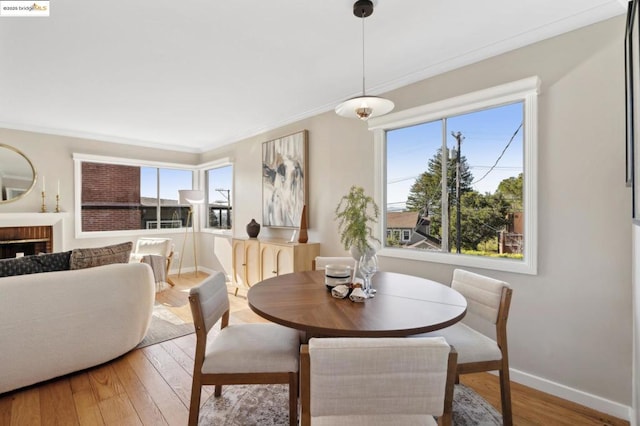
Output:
[232, 238, 320, 289]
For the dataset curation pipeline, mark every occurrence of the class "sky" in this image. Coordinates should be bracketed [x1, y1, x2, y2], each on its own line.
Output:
[386, 102, 523, 210]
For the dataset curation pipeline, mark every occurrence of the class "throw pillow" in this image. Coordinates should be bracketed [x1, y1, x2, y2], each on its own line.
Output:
[0, 256, 43, 277]
[0, 251, 72, 277]
[34, 251, 72, 272]
[69, 241, 133, 270]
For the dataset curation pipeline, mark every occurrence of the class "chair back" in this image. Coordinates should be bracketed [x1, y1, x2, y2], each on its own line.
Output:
[313, 256, 357, 271]
[451, 269, 510, 326]
[304, 337, 454, 420]
[189, 271, 230, 336]
[134, 238, 173, 257]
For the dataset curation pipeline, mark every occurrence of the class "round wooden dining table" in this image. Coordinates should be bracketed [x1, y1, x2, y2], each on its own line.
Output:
[247, 270, 467, 339]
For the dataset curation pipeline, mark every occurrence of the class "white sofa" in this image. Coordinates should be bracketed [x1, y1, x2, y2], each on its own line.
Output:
[0, 262, 155, 394]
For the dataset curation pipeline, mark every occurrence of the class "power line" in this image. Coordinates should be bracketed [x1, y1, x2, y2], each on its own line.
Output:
[387, 175, 420, 184]
[471, 122, 523, 186]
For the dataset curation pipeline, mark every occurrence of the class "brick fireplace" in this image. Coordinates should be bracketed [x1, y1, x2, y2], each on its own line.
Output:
[0, 226, 52, 259]
[0, 213, 66, 259]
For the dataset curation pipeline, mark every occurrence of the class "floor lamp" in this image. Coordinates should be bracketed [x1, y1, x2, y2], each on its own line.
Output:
[178, 189, 204, 277]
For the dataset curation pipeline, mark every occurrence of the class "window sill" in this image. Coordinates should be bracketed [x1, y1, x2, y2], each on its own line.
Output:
[378, 246, 536, 275]
[201, 229, 233, 237]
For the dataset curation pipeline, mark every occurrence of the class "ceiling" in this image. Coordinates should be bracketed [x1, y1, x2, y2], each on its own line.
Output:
[0, 0, 627, 153]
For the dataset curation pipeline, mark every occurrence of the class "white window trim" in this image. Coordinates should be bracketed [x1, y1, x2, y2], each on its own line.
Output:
[200, 158, 234, 236]
[369, 76, 540, 275]
[72, 153, 200, 239]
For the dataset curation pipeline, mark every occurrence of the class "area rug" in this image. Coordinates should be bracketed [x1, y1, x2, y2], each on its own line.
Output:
[136, 303, 194, 348]
[198, 383, 502, 425]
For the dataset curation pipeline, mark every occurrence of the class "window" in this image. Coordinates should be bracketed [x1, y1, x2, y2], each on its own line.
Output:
[370, 77, 539, 274]
[73, 154, 194, 235]
[205, 164, 233, 231]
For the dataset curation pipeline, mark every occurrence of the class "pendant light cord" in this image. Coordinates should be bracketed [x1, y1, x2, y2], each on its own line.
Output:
[361, 10, 366, 96]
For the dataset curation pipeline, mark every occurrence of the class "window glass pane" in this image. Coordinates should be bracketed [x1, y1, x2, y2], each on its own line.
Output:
[385, 102, 524, 260]
[386, 120, 442, 249]
[159, 168, 192, 229]
[446, 103, 523, 257]
[206, 165, 233, 230]
[80, 162, 193, 232]
[140, 167, 158, 229]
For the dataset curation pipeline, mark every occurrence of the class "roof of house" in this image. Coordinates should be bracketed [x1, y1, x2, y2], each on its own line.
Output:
[387, 211, 419, 229]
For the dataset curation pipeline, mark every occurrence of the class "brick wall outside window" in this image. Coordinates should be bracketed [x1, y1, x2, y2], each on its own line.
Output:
[81, 163, 142, 231]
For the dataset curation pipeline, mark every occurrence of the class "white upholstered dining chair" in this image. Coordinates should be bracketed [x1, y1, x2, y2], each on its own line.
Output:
[312, 256, 357, 276]
[188, 271, 300, 426]
[415, 268, 513, 425]
[300, 336, 457, 426]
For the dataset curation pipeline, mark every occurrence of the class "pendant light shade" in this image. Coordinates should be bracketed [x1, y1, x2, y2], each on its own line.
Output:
[335, 0, 394, 121]
[335, 95, 395, 120]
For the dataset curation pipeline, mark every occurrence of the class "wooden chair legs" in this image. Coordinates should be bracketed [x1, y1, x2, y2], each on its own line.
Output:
[188, 375, 203, 426]
[288, 372, 298, 426]
[499, 364, 513, 426]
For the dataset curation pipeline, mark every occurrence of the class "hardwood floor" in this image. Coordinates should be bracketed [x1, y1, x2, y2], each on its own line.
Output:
[0, 272, 630, 426]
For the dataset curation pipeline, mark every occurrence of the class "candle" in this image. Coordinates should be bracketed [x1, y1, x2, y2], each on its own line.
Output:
[42, 176, 45, 192]
[57, 180, 60, 196]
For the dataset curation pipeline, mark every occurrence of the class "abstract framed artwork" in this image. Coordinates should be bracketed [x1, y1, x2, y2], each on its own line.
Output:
[262, 130, 308, 228]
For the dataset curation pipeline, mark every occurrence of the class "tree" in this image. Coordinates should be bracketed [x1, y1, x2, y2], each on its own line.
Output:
[451, 192, 511, 250]
[497, 173, 523, 210]
[406, 147, 474, 241]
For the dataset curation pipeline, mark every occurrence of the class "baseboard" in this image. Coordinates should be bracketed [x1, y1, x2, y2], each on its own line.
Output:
[168, 266, 216, 276]
[509, 368, 632, 421]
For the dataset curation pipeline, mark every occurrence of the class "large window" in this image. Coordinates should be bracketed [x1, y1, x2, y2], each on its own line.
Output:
[205, 164, 233, 231]
[370, 77, 539, 274]
[74, 155, 194, 235]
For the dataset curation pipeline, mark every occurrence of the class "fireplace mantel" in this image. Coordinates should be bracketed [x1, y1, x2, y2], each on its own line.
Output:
[0, 213, 68, 252]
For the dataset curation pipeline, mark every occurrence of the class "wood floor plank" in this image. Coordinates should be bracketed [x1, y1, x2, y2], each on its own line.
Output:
[125, 349, 188, 426]
[0, 393, 12, 426]
[140, 344, 193, 406]
[461, 373, 629, 426]
[159, 339, 214, 404]
[72, 389, 105, 426]
[39, 379, 79, 426]
[98, 394, 142, 426]
[8, 387, 40, 426]
[111, 354, 168, 426]
[69, 372, 104, 426]
[87, 364, 126, 402]
[170, 333, 196, 359]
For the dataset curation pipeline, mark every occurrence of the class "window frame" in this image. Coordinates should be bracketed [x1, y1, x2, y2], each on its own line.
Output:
[72, 153, 198, 239]
[200, 158, 234, 236]
[369, 76, 540, 275]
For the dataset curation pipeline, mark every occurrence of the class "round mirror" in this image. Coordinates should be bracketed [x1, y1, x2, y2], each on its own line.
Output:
[0, 143, 36, 204]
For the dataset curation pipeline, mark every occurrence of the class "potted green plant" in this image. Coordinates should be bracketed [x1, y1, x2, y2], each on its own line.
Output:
[335, 185, 380, 258]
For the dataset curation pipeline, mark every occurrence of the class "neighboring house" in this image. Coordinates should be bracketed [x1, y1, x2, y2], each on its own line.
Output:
[386, 211, 442, 249]
[386, 211, 419, 244]
[499, 211, 523, 254]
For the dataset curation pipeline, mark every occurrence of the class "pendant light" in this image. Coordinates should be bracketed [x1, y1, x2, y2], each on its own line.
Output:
[335, 0, 394, 121]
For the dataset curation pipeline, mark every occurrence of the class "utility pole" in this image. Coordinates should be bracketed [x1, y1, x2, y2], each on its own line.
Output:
[451, 131, 464, 253]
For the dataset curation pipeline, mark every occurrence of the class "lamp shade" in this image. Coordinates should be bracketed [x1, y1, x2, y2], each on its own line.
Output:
[335, 95, 395, 120]
[178, 189, 204, 205]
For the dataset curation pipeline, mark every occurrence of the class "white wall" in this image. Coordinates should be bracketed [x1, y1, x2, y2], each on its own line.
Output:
[0, 14, 633, 418]
[634, 224, 640, 425]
